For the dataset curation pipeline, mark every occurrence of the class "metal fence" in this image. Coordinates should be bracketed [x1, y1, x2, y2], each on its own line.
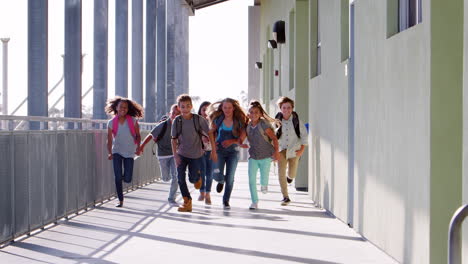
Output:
[0, 115, 160, 246]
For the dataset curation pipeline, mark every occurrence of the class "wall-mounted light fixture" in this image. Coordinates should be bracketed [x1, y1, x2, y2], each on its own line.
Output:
[273, 20, 286, 44]
[268, 39, 277, 49]
[255, 62, 262, 69]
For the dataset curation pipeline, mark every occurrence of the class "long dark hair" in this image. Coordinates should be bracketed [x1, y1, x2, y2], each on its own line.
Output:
[198, 101, 211, 116]
[105, 96, 144, 118]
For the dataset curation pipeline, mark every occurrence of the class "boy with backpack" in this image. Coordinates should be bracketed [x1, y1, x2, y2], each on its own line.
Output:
[139, 104, 181, 206]
[274, 97, 308, 206]
[171, 94, 209, 212]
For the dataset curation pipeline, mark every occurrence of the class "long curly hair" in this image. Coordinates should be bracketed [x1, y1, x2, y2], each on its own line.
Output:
[105, 96, 144, 118]
[248, 100, 275, 123]
[208, 98, 248, 137]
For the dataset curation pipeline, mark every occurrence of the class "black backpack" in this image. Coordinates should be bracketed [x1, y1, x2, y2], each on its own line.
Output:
[275, 111, 301, 139]
[152, 116, 170, 155]
[173, 114, 207, 150]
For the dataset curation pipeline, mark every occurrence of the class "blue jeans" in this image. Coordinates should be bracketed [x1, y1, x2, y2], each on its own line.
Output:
[200, 151, 213, 193]
[177, 155, 203, 199]
[248, 158, 271, 203]
[213, 149, 239, 203]
[158, 157, 178, 202]
[112, 153, 134, 201]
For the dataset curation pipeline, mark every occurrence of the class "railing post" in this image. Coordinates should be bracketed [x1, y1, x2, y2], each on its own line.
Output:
[448, 204, 468, 264]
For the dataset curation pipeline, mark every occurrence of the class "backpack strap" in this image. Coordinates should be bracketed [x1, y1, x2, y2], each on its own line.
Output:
[292, 111, 301, 139]
[126, 115, 139, 144]
[112, 115, 138, 144]
[214, 114, 225, 130]
[155, 119, 169, 142]
[257, 120, 271, 144]
[193, 114, 206, 150]
[248, 120, 272, 145]
[172, 116, 183, 139]
[111, 116, 119, 137]
[275, 112, 301, 139]
[275, 112, 283, 139]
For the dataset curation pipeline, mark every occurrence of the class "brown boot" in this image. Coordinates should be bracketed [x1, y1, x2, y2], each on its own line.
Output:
[178, 197, 192, 212]
[194, 177, 202, 190]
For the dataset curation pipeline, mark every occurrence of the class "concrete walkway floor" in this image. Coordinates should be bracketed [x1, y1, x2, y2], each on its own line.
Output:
[0, 162, 398, 264]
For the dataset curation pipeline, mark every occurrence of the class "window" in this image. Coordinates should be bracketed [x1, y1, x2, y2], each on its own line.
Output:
[387, 0, 421, 37]
[399, 0, 422, 32]
[309, 0, 319, 78]
[341, 0, 349, 61]
[317, 0, 321, 75]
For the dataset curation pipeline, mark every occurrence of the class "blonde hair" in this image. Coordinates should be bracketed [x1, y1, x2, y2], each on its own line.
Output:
[208, 98, 248, 137]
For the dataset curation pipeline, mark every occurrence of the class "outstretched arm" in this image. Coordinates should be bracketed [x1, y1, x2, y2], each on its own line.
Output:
[107, 127, 113, 160]
[139, 133, 154, 154]
[266, 127, 280, 161]
[134, 121, 142, 155]
[208, 125, 218, 163]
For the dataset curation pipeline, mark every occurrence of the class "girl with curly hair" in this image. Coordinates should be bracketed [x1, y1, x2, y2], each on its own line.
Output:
[105, 96, 144, 207]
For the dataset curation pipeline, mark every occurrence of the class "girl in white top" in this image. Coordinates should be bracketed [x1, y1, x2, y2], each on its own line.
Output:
[274, 96, 308, 206]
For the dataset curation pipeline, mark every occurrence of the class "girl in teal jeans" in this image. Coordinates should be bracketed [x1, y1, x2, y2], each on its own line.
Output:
[242, 101, 279, 210]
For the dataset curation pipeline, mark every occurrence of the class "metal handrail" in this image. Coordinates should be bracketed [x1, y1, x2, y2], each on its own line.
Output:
[0, 115, 155, 131]
[448, 204, 468, 264]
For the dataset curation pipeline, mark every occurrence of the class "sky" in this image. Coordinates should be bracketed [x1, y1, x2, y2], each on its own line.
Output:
[0, 0, 250, 116]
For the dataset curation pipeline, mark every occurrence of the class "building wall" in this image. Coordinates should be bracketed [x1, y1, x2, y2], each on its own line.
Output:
[308, 0, 349, 226]
[309, 0, 433, 262]
[258, 0, 465, 262]
[353, 1, 431, 262]
[248, 5, 261, 103]
[259, 0, 309, 190]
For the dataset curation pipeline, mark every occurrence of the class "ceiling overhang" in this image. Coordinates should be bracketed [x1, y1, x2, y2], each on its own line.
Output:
[184, 0, 231, 15]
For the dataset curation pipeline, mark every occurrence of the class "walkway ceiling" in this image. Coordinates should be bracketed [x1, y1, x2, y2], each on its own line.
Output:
[185, 0, 230, 12]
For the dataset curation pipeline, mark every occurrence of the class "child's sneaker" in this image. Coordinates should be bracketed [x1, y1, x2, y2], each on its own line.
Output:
[286, 176, 293, 184]
[281, 197, 291, 206]
[249, 202, 258, 210]
[261, 185, 268, 194]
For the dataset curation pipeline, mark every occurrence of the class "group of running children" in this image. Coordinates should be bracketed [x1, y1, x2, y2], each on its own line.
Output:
[105, 94, 308, 212]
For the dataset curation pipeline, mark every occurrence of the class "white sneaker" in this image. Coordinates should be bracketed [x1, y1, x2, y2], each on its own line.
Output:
[249, 202, 258, 210]
[261, 185, 268, 194]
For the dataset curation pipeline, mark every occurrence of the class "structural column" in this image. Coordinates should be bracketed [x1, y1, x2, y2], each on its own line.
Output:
[173, 3, 190, 98]
[93, 0, 108, 120]
[115, 0, 128, 97]
[156, 0, 166, 120]
[27, 0, 48, 129]
[132, 0, 143, 105]
[166, 0, 175, 106]
[145, 0, 156, 122]
[247, 5, 260, 103]
[294, 0, 309, 190]
[1, 38, 9, 116]
[64, 0, 82, 123]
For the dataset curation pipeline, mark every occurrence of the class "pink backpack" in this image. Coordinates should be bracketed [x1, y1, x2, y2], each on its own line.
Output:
[111, 115, 138, 144]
